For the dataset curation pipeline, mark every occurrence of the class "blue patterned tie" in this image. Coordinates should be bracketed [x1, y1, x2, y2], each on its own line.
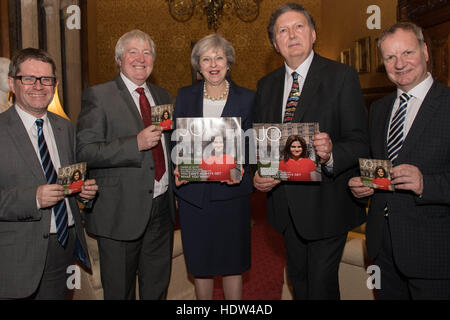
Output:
[387, 93, 411, 162]
[283, 72, 300, 123]
[36, 119, 69, 247]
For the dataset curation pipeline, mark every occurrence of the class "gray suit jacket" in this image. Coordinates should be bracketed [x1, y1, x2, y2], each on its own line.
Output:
[76, 76, 176, 241]
[0, 107, 90, 299]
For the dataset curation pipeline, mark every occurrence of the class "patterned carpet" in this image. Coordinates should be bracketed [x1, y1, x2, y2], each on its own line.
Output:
[213, 191, 286, 300]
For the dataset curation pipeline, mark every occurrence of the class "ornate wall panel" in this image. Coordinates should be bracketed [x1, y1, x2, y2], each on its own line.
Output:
[90, 0, 322, 97]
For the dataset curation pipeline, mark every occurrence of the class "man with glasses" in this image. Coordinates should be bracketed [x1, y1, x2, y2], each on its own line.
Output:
[0, 48, 98, 299]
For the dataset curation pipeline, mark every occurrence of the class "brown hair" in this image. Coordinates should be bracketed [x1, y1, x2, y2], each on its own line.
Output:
[8, 48, 56, 77]
[282, 135, 309, 161]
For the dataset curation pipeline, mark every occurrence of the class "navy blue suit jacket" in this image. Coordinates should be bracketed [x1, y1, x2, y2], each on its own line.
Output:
[254, 54, 369, 240]
[366, 80, 450, 279]
[173, 80, 255, 208]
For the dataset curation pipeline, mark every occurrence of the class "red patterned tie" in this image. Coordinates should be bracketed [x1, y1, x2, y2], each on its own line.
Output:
[136, 87, 166, 181]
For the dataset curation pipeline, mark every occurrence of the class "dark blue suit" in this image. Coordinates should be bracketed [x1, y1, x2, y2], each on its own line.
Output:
[173, 80, 254, 276]
[366, 80, 450, 298]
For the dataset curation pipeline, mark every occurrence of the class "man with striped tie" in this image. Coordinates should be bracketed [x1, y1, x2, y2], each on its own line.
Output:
[0, 48, 98, 299]
[253, 3, 369, 299]
[349, 22, 450, 299]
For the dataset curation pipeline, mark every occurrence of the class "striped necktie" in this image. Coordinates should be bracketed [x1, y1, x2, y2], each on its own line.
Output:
[36, 119, 69, 247]
[387, 93, 411, 162]
[283, 72, 300, 123]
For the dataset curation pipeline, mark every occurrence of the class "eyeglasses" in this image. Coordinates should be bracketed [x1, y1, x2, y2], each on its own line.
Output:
[13, 75, 56, 86]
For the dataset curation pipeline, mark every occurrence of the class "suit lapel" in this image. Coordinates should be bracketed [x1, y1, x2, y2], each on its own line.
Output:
[148, 83, 163, 105]
[178, 81, 203, 118]
[6, 107, 46, 183]
[193, 82, 204, 117]
[271, 68, 285, 123]
[48, 113, 70, 167]
[115, 76, 144, 130]
[293, 54, 323, 123]
[381, 94, 397, 159]
[397, 81, 442, 163]
[220, 80, 239, 118]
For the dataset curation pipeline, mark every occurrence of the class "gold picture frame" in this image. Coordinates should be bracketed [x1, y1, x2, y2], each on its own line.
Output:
[374, 37, 385, 73]
[355, 37, 371, 73]
[340, 48, 352, 67]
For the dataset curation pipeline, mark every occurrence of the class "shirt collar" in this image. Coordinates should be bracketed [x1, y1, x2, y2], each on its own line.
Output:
[284, 50, 315, 80]
[120, 72, 149, 94]
[15, 104, 49, 131]
[397, 72, 433, 100]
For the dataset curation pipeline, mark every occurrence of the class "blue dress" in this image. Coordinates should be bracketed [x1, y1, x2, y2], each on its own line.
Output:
[173, 80, 254, 277]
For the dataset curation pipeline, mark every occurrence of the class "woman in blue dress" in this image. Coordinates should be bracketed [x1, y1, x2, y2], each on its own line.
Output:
[173, 34, 254, 300]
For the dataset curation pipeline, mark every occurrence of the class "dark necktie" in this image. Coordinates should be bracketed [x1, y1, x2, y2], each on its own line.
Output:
[136, 88, 166, 181]
[35, 119, 69, 247]
[283, 72, 300, 123]
[387, 93, 411, 162]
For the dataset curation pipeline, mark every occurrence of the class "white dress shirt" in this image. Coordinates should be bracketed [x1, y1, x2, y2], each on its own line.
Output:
[120, 73, 169, 197]
[282, 51, 333, 168]
[387, 73, 434, 143]
[203, 98, 226, 118]
[281, 50, 314, 120]
[15, 105, 74, 233]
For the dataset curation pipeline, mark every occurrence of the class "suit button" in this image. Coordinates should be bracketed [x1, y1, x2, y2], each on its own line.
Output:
[43, 233, 49, 239]
[149, 189, 153, 194]
[150, 166, 154, 170]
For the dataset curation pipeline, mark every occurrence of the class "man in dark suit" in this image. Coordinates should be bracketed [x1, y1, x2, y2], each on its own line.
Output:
[0, 48, 97, 299]
[253, 3, 369, 299]
[349, 22, 450, 299]
[76, 30, 176, 300]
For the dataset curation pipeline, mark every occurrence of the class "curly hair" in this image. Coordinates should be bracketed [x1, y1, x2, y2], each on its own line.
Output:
[72, 169, 82, 181]
[374, 166, 387, 178]
[282, 135, 309, 161]
[161, 110, 170, 121]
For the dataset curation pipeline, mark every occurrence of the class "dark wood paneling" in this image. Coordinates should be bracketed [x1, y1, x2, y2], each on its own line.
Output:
[398, 0, 450, 86]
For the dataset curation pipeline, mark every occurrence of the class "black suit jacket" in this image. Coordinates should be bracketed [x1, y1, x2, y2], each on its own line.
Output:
[0, 107, 90, 299]
[366, 80, 450, 279]
[172, 80, 254, 208]
[76, 76, 176, 241]
[254, 53, 369, 240]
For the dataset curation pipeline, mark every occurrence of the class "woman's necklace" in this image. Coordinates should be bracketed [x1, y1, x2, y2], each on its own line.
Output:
[204, 80, 229, 101]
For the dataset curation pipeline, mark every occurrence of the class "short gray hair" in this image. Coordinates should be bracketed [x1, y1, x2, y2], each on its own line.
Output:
[191, 34, 235, 73]
[115, 30, 156, 67]
[378, 22, 425, 50]
[267, 2, 316, 46]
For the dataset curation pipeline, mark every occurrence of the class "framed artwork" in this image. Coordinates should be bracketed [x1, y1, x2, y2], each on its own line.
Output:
[374, 37, 385, 73]
[340, 48, 352, 67]
[355, 37, 371, 73]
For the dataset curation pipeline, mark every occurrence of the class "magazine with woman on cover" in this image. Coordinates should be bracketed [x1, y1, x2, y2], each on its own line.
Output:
[253, 122, 321, 182]
[57, 162, 87, 195]
[173, 117, 242, 182]
[359, 158, 394, 191]
[151, 104, 174, 131]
